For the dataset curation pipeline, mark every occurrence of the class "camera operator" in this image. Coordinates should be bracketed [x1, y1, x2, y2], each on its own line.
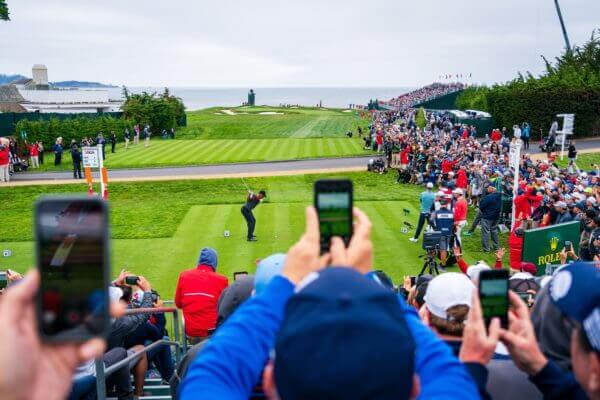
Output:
[431, 195, 454, 268]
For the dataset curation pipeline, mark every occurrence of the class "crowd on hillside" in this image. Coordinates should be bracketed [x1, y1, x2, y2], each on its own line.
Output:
[0, 203, 598, 400]
[364, 108, 594, 262]
[382, 82, 465, 110]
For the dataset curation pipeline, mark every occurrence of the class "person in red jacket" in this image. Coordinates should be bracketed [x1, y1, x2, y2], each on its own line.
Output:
[441, 157, 456, 174]
[27, 141, 39, 169]
[0, 141, 10, 182]
[508, 221, 525, 271]
[513, 191, 531, 220]
[456, 166, 468, 190]
[490, 129, 502, 142]
[175, 247, 228, 343]
[400, 145, 410, 170]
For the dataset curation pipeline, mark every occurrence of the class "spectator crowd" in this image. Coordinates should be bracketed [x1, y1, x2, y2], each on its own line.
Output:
[381, 82, 465, 110]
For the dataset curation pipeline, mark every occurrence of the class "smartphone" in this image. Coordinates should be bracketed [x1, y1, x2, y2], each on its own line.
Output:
[409, 276, 417, 287]
[35, 197, 110, 342]
[478, 269, 509, 329]
[0, 271, 7, 290]
[234, 271, 248, 281]
[125, 276, 140, 285]
[314, 179, 353, 254]
[564, 241, 573, 252]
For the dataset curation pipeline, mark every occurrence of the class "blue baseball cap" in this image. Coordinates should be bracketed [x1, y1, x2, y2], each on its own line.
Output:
[549, 263, 600, 352]
[254, 253, 285, 295]
[274, 267, 415, 400]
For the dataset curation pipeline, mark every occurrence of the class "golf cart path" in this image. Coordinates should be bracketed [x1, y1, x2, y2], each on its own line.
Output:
[6, 137, 600, 186]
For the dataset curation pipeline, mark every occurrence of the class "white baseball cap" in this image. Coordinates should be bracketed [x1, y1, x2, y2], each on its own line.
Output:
[452, 188, 463, 195]
[424, 273, 475, 319]
[426, 182, 434, 189]
[466, 262, 491, 282]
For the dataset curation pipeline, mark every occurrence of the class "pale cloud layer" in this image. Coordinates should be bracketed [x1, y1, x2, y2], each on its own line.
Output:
[1, 0, 599, 87]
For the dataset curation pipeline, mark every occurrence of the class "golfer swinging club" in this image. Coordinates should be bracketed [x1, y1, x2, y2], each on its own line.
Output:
[241, 185, 266, 242]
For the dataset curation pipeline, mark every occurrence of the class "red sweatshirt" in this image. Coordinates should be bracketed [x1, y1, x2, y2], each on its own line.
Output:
[28, 144, 39, 157]
[454, 198, 468, 223]
[441, 159, 456, 174]
[513, 194, 531, 219]
[508, 222, 524, 270]
[491, 130, 501, 142]
[0, 147, 8, 165]
[456, 169, 468, 189]
[400, 147, 410, 165]
[175, 265, 229, 337]
[457, 258, 503, 274]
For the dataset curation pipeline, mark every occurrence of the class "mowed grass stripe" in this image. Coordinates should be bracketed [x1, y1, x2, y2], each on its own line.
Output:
[250, 139, 273, 162]
[262, 139, 281, 161]
[314, 136, 326, 157]
[218, 139, 250, 163]
[201, 140, 235, 163]
[324, 138, 337, 156]
[188, 140, 222, 163]
[230, 139, 262, 162]
[141, 141, 190, 164]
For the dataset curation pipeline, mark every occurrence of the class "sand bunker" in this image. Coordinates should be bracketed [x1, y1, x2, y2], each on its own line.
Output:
[342, 110, 353, 113]
[221, 109, 236, 115]
[259, 112, 284, 115]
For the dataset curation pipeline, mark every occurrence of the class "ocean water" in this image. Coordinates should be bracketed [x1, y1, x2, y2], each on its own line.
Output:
[106, 87, 413, 111]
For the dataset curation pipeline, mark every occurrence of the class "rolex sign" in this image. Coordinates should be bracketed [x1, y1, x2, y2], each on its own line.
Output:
[521, 221, 581, 275]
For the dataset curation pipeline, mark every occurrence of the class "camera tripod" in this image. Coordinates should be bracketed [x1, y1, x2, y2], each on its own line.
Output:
[418, 247, 441, 276]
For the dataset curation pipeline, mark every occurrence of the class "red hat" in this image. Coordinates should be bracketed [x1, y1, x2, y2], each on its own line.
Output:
[520, 262, 537, 275]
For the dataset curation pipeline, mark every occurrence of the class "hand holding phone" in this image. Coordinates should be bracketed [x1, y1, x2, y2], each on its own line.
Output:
[125, 275, 140, 286]
[35, 197, 110, 342]
[0, 271, 7, 290]
[314, 179, 353, 254]
[564, 241, 573, 252]
[478, 269, 509, 329]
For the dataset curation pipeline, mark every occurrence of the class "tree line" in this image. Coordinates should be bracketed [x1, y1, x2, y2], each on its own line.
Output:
[14, 88, 186, 147]
[457, 29, 600, 138]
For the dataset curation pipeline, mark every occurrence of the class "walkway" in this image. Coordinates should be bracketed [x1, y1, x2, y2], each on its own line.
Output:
[6, 137, 600, 186]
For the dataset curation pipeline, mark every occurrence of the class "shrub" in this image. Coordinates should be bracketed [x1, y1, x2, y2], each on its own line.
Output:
[15, 115, 131, 147]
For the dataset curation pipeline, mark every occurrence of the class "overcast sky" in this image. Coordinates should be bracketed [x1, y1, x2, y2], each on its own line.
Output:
[1, 0, 599, 87]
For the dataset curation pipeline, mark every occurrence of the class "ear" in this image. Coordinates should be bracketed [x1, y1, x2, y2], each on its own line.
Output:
[262, 361, 278, 400]
[409, 374, 421, 400]
[589, 352, 600, 395]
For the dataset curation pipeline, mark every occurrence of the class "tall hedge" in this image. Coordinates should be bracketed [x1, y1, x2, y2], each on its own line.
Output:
[15, 116, 131, 147]
[456, 29, 600, 139]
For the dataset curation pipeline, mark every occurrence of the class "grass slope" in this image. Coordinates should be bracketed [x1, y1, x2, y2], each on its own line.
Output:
[27, 106, 370, 172]
[1, 172, 507, 297]
[178, 106, 367, 139]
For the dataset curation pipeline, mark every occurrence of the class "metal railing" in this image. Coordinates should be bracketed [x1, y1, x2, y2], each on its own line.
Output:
[95, 306, 184, 400]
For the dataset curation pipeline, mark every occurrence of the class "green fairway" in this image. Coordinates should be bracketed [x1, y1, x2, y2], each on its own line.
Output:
[31, 137, 368, 172]
[28, 106, 372, 172]
[178, 106, 368, 139]
[0, 172, 508, 298]
[556, 152, 600, 170]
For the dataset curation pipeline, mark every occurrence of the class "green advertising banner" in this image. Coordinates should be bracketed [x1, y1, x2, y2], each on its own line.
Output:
[522, 221, 581, 275]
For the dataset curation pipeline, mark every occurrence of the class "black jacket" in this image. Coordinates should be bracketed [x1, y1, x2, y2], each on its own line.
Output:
[107, 292, 153, 350]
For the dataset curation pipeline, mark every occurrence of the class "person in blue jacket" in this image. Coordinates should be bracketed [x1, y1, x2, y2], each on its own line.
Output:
[179, 207, 481, 400]
[499, 262, 600, 400]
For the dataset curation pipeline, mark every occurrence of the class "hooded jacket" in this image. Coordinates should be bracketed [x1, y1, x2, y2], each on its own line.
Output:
[175, 248, 229, 337]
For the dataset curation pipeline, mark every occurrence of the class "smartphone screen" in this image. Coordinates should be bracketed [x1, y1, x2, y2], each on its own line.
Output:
[478, 269, 509, 328]
[234, 271, 248, 281]
[35, 197, 110, 341]
[314, 179, 353, 254]
[0, 271, 7, 290]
